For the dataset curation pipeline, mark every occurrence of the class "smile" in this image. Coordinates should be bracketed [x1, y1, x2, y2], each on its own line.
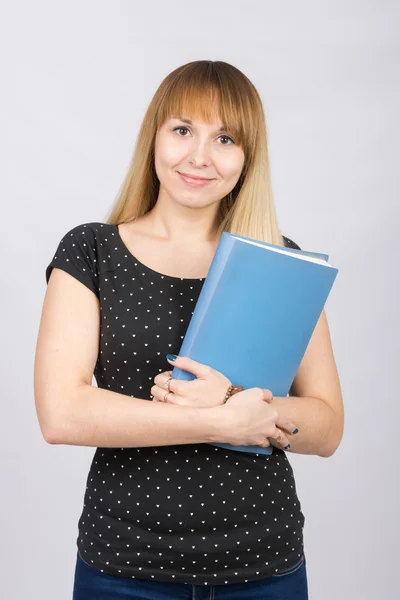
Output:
[177, 172, 215, 187]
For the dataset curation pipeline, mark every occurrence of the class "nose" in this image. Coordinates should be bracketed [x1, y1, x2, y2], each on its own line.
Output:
[188, 139, 212, 167]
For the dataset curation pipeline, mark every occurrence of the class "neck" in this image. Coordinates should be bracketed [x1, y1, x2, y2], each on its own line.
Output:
[144, 203, 221, 244]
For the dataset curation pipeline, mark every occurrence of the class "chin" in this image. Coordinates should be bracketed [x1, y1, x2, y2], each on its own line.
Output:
[175, 197, 206, 207]
[171, 192, 211, 208]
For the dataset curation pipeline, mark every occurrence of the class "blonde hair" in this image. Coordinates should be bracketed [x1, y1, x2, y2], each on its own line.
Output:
[105, 60, 285, 246]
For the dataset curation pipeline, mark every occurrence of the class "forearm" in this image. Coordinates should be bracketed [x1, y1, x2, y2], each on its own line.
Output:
[269, 395, 343, 458]
[47, 384, 220, 448]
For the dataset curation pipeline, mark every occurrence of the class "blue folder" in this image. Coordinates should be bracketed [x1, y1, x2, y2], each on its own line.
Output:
[171, 232, 339, 455]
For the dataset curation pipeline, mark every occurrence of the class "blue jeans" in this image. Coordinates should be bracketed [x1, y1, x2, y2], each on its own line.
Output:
[72, 551, 308, 599]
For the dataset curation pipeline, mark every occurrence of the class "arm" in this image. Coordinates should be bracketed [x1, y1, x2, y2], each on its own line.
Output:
[267, 395, 340, 457]
[47, 384, 221, 448]
[268, 309, 344, 458]
[34, 267, 221, 447]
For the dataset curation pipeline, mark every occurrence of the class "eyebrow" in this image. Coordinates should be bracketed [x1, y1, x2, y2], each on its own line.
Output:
[172, 117, 227, 132]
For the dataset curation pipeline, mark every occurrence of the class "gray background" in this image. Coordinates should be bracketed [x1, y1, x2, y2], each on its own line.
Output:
[1, 1, 398, 598]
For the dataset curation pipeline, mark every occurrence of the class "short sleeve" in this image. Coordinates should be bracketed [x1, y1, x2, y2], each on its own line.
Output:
[45, 223, 99, 298]
[283, 236, 301, 251]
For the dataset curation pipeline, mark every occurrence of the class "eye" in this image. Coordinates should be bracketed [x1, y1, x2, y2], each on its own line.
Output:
[217, 134, 235, 146]
[173, 126, 191, 137]
[172, 126, 235, 145]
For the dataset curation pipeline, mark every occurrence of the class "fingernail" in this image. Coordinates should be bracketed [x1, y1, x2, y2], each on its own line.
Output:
[292, 428, 299, 435]
[284, 444, 291, 450]
[166, 354, 177, 361]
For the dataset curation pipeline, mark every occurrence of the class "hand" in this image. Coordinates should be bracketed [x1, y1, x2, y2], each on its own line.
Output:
[150, 355, 232, 408]
[223, 389, 297, 451]
[221, 387, 279, 448]
[262, 395, 299, 451]
[151, 356, 298, 452]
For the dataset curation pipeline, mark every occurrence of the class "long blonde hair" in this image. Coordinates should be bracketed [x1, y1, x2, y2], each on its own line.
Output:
[105, 60, 285, 246]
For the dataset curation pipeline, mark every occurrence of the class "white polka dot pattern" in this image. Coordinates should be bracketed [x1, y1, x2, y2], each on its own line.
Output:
[45, 222, 305, 585]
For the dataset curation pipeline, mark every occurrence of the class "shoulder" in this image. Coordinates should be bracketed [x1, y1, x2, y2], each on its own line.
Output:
[58, 221, 109, 244]
[46, 221, 125, 288]
[45, 222, 117, 295]
[282, 235, 301, 250]
[51, 221, 118, 259]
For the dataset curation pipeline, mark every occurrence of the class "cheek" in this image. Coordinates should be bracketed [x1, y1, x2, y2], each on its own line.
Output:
[219, 157, 245, 184]
[216, 146, 244, 176]
[156, 139, 184, 168]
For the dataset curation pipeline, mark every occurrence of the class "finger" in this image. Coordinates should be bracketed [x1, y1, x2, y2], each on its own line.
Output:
[150, 384, 169, 403]
[153, 370, 174, 387]
[163, 394, 192, 407]
[166, 354, 212, 378]
[151, 383, 191, 407]
[278, 417, 299, 436]
[157, 387, 192, 406]
[162, 372, 175, 390]
[261, 391, 297, 435]
[258, 438, 271, 449]
[262, 389, 274, 402]
[167, 378, 188, 396]
[272, 428, 291, 450]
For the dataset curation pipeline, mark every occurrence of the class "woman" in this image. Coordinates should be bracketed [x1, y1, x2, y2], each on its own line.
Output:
[35, 60, 344, 599]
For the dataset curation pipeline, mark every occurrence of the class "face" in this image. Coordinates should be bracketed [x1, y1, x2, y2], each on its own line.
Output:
[154, 115, 245, 212]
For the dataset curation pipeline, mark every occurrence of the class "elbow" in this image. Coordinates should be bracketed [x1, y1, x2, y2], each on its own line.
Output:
[317, 439, 335, 458]
[44, 414, 72, 444]
[318, 401, 344, 458]
[320, 426, 344, 458]
[43, 427, 62, 445]
[35, 388, 63, 444]
[36, 403, 68, 444]
[39, 420, 63, 445]
[319, 445, 338, 458]
[35, 386, 82, 445]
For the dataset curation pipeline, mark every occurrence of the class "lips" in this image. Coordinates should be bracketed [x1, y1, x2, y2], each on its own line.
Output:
[177, 171, 215, 187]
[178, 172, 213, 181]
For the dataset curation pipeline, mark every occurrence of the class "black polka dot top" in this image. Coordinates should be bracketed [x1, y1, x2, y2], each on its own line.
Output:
[45, 222, 305, 586]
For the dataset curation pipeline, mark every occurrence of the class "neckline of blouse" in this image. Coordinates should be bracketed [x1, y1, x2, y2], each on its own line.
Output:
[113, 224, 207, 283]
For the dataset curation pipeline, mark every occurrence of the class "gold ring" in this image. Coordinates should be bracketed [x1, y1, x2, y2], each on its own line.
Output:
[165, 376, 172, 391]
[164, 391, 169, 402]
[275, 431, 282, 443]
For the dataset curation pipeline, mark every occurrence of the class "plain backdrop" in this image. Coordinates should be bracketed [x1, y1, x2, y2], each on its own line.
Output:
[1, 1, 398, 598]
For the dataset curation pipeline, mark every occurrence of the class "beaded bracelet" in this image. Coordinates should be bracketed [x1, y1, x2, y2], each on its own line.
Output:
[223, 384, 244, 403]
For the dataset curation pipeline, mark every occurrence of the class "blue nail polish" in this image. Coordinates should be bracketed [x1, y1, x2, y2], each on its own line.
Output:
[284, 444, 291, 450]
[292, 428, 299, 435]
[166, 354, 177, 361]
